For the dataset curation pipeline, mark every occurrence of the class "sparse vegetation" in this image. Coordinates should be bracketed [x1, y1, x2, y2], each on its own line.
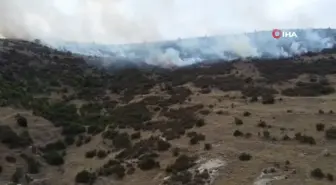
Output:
[204, 143, 212, 150]
[311, 168, 324, 179]
[0, 125, 32, 148]
[43, 151, 64, 166]
[325, 127, 336, 140]
[5, 156, 16, 163]
[233, 130, 244, 137]
[316, 123, 325, 131]
[16, 115, 28, 127]
[75, 170, 96, 184]
[243, 111, 251, 117]
[85, 150, 97, 158]
[282, 82, 335, 97]
[97, 150, 108, 159]
[239, 153, 252, 161]
[166, 154, 197, 173]
[1, 38, 336, 185]
[234, 117, 243, 125]
[138, 157, 160, 171]
[172, 147, 180, 157]
[20, 154, 41, 174]
[262, 95, 275, 104]
[327, 173, 334, 181]
[131, 132, 141, 140]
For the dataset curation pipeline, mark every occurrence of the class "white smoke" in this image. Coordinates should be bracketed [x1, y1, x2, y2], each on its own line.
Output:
[0, 0, 335, 66]
[0, 0, 334, 43]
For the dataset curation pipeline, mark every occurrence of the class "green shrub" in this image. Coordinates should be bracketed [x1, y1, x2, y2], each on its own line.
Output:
[20, 154, 41, 174]
[239, 153, 252, 161]
[316, 123, 325, 131]
[43, 151, 64, 166]
[234, 117, 243, 125]
[85, 150, 97, 158]
[311, 168, 324, 179]
[16, 115, 28, 127]
[157, 139, 171, 151]
[325, 127, 336, 140]
[75, 170, 96, 183]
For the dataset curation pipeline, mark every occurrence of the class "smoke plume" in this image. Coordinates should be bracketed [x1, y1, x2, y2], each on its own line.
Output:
[0, 0, 336, 66]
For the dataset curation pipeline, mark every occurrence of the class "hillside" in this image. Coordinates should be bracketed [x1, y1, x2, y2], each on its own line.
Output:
[51, 28, 336, 65]
[0, 38, 336, 185]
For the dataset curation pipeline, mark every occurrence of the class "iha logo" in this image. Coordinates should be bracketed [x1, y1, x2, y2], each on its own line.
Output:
[272, 29, 298, 39]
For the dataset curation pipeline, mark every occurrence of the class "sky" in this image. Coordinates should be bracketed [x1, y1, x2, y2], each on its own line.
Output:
[0, 0, 335, 44]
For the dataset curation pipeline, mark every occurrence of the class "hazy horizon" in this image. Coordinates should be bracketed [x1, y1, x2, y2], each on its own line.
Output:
[0, 0, 335, 44]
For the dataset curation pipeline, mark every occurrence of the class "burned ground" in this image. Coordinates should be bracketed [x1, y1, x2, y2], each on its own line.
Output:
[0, 39, 336, 185]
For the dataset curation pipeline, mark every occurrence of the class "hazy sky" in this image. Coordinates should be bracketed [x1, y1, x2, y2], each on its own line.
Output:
[0, 0, 335, 44]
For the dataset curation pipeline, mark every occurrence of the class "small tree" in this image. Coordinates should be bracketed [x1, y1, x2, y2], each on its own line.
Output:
[75, 170, 96, 183]
[327, 173, 334, 181]
[204, 143, 212, 151]
[43, 151, 64, 166]
[239, 153, 252, 161]
[234, 117, 243, 125]
[16, 115, 28, 128]
[311, 168, 324, 179]
[315, 123, 325, 131]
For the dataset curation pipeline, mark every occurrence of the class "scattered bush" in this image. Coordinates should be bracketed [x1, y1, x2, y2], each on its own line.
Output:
[0, 125, 32, 148]
[166, 155, 197, 173]
[189, 133, 206, 145]
[16, 115, 28, 127]
[257, 121, 267, 128]
[97, 150, 107, 159]
[43, 151, 64, 166]
[75, 170, 96, 184]
[172, 147, 180, 157]
[195, 119, 206, 127]
[43, 140, 66, 152]
[138, 157, 160, 171]
[282, 82, 335, 97]
[204, 143, 212, 151]
[170, 171, 193, 184]
[87, 125, 104, 135]
[112, 132, 132, 149]
[64, 136, 75, 145]
[327, 173, 334, 181]
[62, 124, 86, 136]
[245, 133, 252, 138]
[157, 139, 171, 151]
[233, 130, 244, 137]
[131, 132, 141, 140]
[325, 127, 336, 140]
[20, 154, 41, 174]
[263, 130, 271, 139]
[311, 168, 324, 179]
[239, 153, 252, 161]
[85, 150, 97, 158]
[250, 96, 258, 102]
[243, 111, 251, 117]
[234, 117, 243, 125]
[299, 135, 316, 145]
[316, 123, 325, 131]
[11, 168, 22, 184]
[199, 109, 210, 115]
[5, 156, 16, 163]
[262, 95, 275, 104]
[282, 135, 291, 141]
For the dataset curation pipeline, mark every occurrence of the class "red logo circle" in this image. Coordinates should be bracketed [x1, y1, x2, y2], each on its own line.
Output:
[272, 29, 282, 39]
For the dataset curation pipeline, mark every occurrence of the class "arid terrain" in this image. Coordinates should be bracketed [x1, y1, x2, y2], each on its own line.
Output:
[0, 39, 336, 185]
